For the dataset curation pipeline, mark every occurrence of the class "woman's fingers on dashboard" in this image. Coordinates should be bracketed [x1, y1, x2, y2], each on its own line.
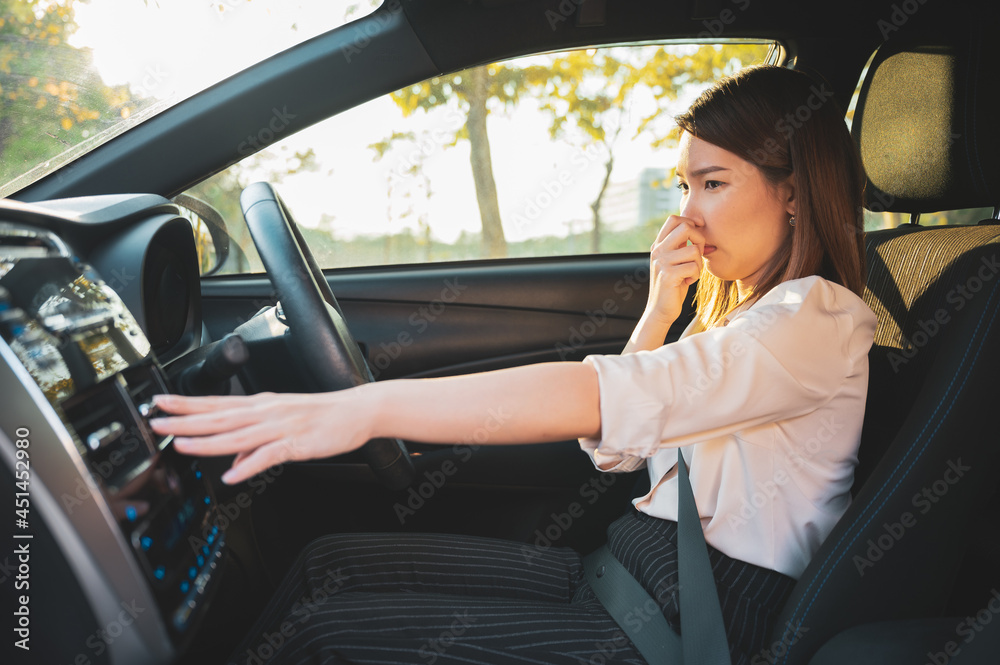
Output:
[149, 389, 364, 484]
[167, 419, 283, 455]
[153, 392, 276, 414]
[221, 438, 306, 484]
[149, 405, 264, 438]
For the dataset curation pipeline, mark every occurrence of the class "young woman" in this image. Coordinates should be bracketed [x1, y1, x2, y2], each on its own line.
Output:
[152, 64, 876, 665]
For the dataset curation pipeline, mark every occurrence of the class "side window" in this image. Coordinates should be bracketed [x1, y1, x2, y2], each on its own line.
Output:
[189, 42, 774, 275]
[895, 207, 995, 227]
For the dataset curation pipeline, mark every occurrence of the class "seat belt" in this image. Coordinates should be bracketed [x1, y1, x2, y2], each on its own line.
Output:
[584, 448, 732, 665]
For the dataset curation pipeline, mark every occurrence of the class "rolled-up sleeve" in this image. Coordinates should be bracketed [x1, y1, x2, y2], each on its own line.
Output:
[578, 277, 864, 465]
[578, 437, 649, 472]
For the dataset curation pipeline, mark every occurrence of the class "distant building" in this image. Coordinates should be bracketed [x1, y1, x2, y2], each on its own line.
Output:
[598, 167, 680, 231]
[599, 180, 638, 230]
[638, 167, 680, 226]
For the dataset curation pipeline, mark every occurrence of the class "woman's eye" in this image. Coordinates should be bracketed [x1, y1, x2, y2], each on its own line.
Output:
[705, 180, 724, 190]
[676, 181, 689, 192]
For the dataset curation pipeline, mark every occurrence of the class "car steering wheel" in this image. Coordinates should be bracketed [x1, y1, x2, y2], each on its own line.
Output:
[239, 181, 415, 490]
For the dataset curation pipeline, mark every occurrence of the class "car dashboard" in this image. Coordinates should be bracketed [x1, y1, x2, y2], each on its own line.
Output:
[0, 195, 221, 664]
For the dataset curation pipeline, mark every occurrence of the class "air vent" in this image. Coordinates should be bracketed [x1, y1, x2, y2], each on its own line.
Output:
[0, 222, 71, 259]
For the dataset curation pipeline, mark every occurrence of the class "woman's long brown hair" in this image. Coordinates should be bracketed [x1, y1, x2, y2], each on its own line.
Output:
[674, 65, 866, 329]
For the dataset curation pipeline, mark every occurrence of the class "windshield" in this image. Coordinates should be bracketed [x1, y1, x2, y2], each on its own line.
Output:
[0, 0, 380, 197]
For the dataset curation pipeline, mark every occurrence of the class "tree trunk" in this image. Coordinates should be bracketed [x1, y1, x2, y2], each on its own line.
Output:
[590, 146, 615, 254]
[465, 66, 507, 258]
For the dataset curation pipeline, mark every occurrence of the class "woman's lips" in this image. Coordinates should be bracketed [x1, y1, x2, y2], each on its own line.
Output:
[703, 245, 717, 255]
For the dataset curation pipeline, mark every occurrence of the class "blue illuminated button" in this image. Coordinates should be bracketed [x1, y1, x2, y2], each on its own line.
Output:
[197, 555, 205, 566]
[188, 567, 197, 580]
[203, 496, 211, 505]
[207, 534, 215, 545]
[154, 566, 166, 580]
[201, 545, 210, 557]
[125, 505, 137, 521]
[180, 581, 190, 594]
[195, 470, 202, 479]
[140, 536, 153, 550]
[211, 525, 219, 535]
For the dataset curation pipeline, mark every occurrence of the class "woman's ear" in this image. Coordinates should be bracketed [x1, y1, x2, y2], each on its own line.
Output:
[778, 177, 796, 217]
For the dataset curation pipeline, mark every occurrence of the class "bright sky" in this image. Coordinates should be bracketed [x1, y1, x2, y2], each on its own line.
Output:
[68, 1, 731, 244]
[71, 0, 364, 100]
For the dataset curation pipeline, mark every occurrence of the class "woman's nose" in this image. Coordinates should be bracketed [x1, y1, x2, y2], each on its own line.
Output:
[678, 195, 703, 225]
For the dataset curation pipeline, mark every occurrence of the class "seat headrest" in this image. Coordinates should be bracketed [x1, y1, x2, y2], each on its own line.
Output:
[851, 29, 1000, 213]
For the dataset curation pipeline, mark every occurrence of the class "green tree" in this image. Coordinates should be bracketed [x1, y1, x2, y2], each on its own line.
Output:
[388, 44, 768, 258]
[389, 63, 554, 258]
[0, 0, 136, 190]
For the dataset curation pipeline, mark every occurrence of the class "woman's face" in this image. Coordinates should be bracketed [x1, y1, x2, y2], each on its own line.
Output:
[675, 132, 795, 289]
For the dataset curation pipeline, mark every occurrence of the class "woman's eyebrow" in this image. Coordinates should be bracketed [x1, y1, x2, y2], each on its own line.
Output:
[687, 165, 729, 177]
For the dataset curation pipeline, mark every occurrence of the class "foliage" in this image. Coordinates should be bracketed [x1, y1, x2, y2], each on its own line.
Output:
[381, 43, 768, 258]
[0, 0, 134, 189]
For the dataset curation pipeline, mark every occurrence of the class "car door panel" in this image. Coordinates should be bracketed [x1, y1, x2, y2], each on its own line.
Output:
[200, 255, 694, 378]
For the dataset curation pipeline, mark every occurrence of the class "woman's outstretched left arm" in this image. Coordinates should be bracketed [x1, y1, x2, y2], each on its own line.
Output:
[150, 361, 600, 485]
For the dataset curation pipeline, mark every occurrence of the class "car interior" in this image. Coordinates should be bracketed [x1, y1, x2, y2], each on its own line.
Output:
[2, 0, 999, 664]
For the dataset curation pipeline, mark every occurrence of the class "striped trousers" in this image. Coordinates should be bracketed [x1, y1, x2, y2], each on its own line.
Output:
[229, 510, 797, 665]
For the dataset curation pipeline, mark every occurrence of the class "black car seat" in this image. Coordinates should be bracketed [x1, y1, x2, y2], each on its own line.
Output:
[765, 23, 1000, 665]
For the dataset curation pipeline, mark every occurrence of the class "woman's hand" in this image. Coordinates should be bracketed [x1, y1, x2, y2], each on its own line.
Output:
[150, 388, 375, 485]
[623, 215, 704, 353]
[647, 215, 705, 323]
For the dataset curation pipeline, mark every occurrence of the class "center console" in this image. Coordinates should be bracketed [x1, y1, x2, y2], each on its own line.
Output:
[0, 221, 225, 663]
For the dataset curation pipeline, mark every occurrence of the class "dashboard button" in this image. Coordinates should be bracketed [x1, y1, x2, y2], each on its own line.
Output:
[86, 421, 124, 451]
